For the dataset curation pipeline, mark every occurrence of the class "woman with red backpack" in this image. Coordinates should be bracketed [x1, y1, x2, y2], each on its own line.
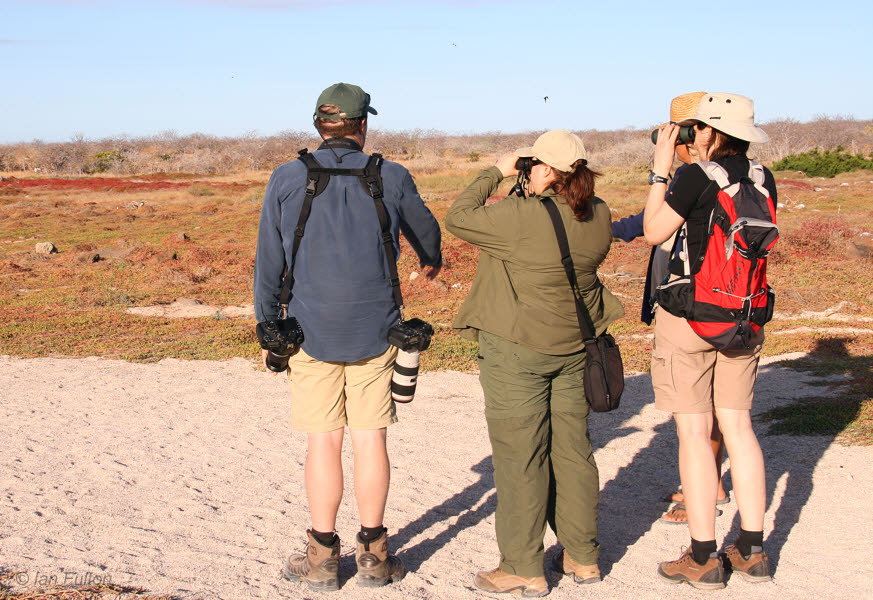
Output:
[644, 93, 778, 589]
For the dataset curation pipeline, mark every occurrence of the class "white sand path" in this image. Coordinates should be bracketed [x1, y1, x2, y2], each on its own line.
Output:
[1, 354, 870, 599]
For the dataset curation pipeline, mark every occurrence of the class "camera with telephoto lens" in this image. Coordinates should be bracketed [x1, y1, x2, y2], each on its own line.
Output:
[651, 124, 696, 145]
[387, 318, 434, 403]
[256, 317, 304, 373]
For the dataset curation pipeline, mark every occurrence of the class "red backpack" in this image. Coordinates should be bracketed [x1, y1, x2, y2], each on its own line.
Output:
[656, 160, 779, 350]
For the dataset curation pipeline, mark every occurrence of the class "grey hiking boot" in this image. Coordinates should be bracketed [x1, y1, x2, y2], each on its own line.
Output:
[355, 530, 405, 587]
[283, 530, 340, 592]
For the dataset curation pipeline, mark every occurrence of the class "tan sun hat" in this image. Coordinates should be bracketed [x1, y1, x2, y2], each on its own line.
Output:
[694, 92, 769, 143]
[671, 92, 707, 123]
[515, 129, 587, 173]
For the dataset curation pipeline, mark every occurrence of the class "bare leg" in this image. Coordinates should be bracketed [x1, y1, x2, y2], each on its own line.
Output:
[674, 412, 718, 541]
[665, 418, 726, 508]
[350, 428, 390, 528]
[711, 414, 727, 501]
[305, 428, 345, 532]
[715, 407, 766, 531]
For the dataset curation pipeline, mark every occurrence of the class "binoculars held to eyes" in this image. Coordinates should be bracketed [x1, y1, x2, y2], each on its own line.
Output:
[515, 157, 535, 173]
[651, 125, 696, 145]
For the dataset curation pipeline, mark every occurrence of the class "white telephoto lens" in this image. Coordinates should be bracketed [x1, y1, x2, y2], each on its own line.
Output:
[391, 349, 420, 403]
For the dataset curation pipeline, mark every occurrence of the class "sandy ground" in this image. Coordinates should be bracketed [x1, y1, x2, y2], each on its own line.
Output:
[1, 354, 871, 600]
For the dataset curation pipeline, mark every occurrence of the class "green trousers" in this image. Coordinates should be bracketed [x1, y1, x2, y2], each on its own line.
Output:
[478, 330, 599, 577]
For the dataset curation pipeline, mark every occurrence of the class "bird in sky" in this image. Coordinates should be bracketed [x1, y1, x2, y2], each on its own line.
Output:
[544, 96, 549, 103]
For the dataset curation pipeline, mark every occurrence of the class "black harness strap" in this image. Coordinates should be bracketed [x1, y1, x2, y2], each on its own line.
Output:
[362, 154, 404, 309]
[541, 197, 597, 342]
[277, 149, 403, 314]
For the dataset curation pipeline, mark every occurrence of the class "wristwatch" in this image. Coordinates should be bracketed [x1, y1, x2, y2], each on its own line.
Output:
[648, 171, 670, 185]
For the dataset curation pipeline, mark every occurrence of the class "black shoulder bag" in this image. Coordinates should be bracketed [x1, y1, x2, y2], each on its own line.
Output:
[541, 197, 624, 412]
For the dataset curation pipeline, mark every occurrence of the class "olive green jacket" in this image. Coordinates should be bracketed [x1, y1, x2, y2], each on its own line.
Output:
[446, 167, 624, 355]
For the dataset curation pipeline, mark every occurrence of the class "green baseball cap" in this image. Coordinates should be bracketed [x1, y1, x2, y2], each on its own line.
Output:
[313, 82, 378, 120]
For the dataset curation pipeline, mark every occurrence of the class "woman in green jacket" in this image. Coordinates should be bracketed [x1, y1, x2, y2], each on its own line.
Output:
[446, 130, 623, 597]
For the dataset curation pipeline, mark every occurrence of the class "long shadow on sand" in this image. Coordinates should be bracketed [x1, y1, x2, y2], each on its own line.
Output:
[393, 457, 497, 572]
[592, 337, 862, 577]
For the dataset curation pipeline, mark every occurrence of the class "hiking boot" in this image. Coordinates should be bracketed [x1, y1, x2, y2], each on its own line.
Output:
[283, 530, 340, 592]
[473, 568, 548, 597]
[724, 544, 772, 583]
[657, 547, 725, 590]
[355, 530, 405, 587]
[552, 549, 601, 584]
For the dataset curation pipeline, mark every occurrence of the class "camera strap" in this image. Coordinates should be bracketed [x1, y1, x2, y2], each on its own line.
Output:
[540, 197, 597, 342]
[278, 149, 404, 313]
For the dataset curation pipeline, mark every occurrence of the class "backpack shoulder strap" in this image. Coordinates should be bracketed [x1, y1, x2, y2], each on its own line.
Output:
[747, 160, 766, 186]
[278, 149, 328, 309]
[696, 160, 731, 189]
[361, 153, 403, 309]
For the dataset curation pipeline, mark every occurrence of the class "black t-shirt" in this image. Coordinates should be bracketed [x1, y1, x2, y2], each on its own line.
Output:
[665, 154, 778, 265]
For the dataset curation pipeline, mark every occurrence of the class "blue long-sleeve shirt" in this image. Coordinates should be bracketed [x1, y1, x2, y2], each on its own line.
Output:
[611, 210, 645, 242]
[253, 138, 442, 362]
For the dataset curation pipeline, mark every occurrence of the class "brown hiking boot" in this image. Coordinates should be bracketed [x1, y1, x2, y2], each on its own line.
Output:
[473, 568, 548, 597]
[283, 530, 340, 592]
[355, 530, 405, 587]
[724, 544, 772, 583]
[552, 549, 601, 584]
[657, 547, 725, 590]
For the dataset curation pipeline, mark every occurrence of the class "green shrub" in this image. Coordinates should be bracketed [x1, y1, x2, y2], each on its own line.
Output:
[773, 147, 873, 178]
[468, 151, 481, 163]
[85, 149, 125, 174]
[187, 183, 215, 197]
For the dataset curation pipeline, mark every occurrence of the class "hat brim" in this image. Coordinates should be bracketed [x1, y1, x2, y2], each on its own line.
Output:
[699, 118, 769, 143]
[515, 146, 535, 157]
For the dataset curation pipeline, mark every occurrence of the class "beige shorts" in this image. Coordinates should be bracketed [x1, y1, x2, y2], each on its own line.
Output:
[287, 345, 399, 433]
[651, 309, 762, 414]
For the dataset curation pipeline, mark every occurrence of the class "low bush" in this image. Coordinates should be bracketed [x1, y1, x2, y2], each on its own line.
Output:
[773, 147, 873, 177]
[783, 216, 855, 253]
[187, 183, 215, 197]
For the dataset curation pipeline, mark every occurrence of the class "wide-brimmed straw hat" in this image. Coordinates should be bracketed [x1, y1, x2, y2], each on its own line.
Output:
[515, 130, 587, 173]
[671, 92, 706, 124]
[693, 93, 769, 143]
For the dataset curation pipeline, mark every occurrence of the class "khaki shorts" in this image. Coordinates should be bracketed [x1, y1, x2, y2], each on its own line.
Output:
[651, 309, 762, 414]
[287, 345, 399, 433]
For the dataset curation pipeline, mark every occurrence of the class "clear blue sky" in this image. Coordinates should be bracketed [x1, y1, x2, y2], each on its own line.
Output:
[2, 0, 871, 143]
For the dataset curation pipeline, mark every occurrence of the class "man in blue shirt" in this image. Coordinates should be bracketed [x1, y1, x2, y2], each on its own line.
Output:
[254, 82, 442, 591]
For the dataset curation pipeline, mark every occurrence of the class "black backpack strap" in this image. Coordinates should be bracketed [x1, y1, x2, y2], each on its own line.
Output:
[361, 153, 404, 309]
[278, 150, 403, 313]
[541, 197, 597, 342]
[278, 149, 326, 311]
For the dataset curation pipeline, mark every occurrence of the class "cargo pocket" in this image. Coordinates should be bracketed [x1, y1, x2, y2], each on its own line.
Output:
[650, 344, 676, 401]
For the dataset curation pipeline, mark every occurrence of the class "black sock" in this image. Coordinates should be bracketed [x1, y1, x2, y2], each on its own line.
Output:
[690, 538, 718, 565]
[736, 528, 764, 558]
[310, 528, 337, 547]
[359, 525, 386, 543]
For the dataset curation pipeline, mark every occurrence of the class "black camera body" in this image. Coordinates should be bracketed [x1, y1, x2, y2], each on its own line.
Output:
[651, 125, 696, 145]
[387, 318, 433, 352]
[256, 317, 304, 373]
[387, 318, 433, 403]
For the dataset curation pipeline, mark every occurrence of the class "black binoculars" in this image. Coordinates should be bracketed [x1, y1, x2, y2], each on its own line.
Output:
[651, 125, 696, 145]
[515, 157, 535, 173]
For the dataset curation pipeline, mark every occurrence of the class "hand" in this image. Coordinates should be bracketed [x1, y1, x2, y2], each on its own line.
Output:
[652, 123, 679, 178]
[495, 153, 519, 178]
[261, 349, 277, 375]
[423, 263, 442, 280]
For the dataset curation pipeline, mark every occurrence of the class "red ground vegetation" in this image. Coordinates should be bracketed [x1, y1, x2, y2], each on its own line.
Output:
[0, 177, 254, 193]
